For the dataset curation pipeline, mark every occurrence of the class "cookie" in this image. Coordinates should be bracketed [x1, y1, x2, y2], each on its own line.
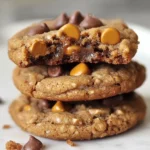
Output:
[13, 61, 146, 101]
[8, 12, 138, 67]
[9, 93, 146, 140]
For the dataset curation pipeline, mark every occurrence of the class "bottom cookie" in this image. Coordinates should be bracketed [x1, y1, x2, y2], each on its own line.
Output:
[9, 93, 146, 140]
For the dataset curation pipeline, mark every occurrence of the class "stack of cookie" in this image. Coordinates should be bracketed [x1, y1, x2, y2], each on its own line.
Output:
[9, 12, 146, 140]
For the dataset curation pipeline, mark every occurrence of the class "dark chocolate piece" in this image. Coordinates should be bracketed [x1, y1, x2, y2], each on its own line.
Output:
[22, 136, 43, 150]
[53, 13, 69, 29]
[80, 15, 103, 29]
[27, 23, 49, 36]
[69, 11, 84, 25]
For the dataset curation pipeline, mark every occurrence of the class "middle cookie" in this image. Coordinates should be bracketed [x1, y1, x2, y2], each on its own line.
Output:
[13, 61, 145, 101]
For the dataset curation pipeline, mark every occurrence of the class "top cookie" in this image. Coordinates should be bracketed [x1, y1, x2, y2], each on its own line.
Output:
[8, 11, 138, 67]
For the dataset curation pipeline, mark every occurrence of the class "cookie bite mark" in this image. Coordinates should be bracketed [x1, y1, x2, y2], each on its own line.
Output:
[8, 12, 139, 67]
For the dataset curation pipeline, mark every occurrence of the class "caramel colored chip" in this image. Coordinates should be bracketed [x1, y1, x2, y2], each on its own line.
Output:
[101, 27, 120, 45]
[59, 23, 80, 40]
[51, 101, 65, 112]
[65, 45, 80, 55]
[70, 63, 90, 76]
[29, 41, 47, 58]
[23, 105, 31, 111]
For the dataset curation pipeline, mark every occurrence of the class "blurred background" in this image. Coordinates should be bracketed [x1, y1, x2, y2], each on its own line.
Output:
[1, 0, 150, 26]
[0, 0, 150, 44]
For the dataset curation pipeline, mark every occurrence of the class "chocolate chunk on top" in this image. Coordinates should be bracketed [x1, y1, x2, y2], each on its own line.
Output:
[22, 136, 43, 150]
[80, 15, 103, 29]
[27, 23, 49, 36]
[69, 11, 84, 25]
[53, 13, 69, 29]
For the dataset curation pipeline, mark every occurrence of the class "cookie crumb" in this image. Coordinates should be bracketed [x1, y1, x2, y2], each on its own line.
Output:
[3, 124, 11, 129]
[6, 140, 22, 150]
[66, 139, 76, 146]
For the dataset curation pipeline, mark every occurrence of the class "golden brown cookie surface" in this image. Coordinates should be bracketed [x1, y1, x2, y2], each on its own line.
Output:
[13, 61, 146, 101]
[9, 93, 146, 140]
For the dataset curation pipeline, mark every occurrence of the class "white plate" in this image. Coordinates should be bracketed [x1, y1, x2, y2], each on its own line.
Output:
[0, 21, 150, 150]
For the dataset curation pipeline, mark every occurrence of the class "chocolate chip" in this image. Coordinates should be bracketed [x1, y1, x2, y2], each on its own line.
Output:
[69, 11, 84, 25]
[22, 136, 43, 150]
[38, 100, 50, 110]
[48, 65, 63, 77]
[80, 15, 103, 29]
[53, 13, 69, 29]
[27, 23, 50, 36]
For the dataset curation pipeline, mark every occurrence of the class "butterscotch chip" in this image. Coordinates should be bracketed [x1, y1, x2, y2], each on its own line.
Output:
[6, 141, 22, 150]
[66, 140, 76, 146]
[23, 105, 31, 111]
[51, 101, 65, 112]
[70, 63, 90, 76]
[101, 27, 120, 45]
[58, 23, 80, 40]
[9, 93, 146, 140]
[29, 40, 47, 58]
[65, 45, 80, 55]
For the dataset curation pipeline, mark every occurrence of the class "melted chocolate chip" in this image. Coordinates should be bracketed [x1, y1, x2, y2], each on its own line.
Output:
[22, 136, 43, 150]
[38, 100, 50, 110]
[48, 65, 63, 77]
[80, 15, 103, 29]
[53, 13, 69, 29]
[27, 23, 49, 36]
[69, 11, 84, 25]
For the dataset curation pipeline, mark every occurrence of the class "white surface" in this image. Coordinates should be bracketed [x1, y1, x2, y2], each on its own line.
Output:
[0, 21, 150, 150]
